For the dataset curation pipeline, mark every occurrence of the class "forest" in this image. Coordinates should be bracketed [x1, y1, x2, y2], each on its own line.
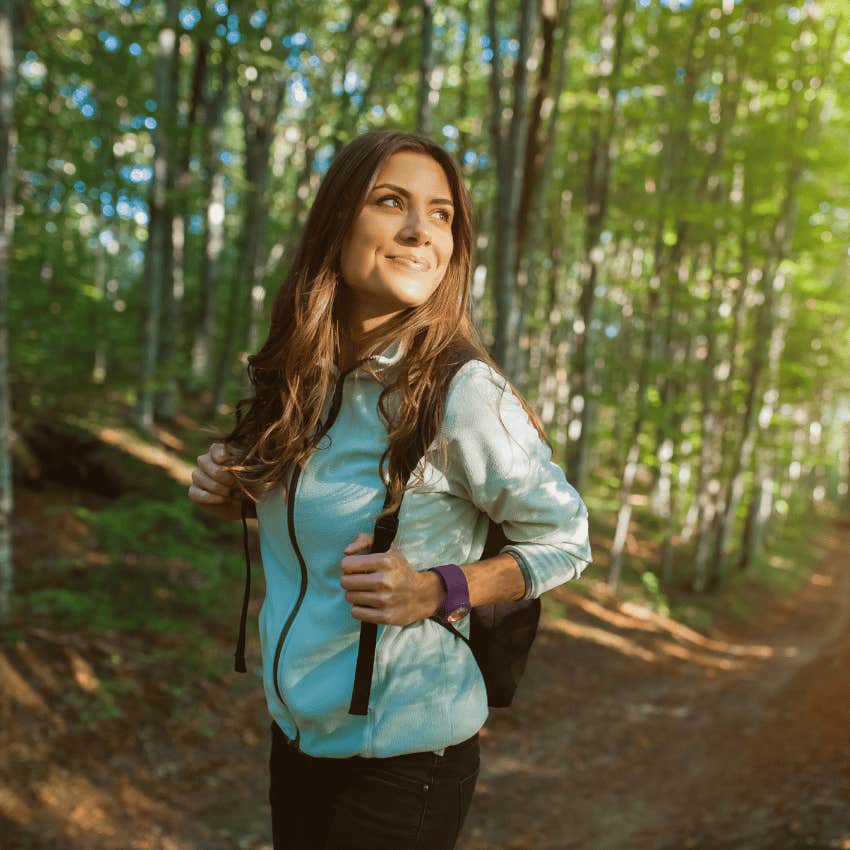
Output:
[1, 0, 848, 848]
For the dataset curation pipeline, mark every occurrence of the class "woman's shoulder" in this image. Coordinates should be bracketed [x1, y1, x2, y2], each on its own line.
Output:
[442, 358, 515, 435]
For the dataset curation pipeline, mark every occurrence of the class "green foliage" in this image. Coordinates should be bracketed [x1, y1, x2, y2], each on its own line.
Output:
[23, 495, 247, 650]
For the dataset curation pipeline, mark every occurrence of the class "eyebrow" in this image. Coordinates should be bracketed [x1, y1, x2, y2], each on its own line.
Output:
[372, 183, 454, 207]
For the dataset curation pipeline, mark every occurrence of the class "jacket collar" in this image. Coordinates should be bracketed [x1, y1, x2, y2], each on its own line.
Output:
[327, 337, 407, 380]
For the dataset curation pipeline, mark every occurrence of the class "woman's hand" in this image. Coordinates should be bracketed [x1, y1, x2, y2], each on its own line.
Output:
[340, 533, 445, 626]
[188, 442, 245, 521]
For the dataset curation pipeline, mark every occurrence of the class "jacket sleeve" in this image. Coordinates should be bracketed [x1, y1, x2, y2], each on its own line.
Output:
[441, 360, 592, 600]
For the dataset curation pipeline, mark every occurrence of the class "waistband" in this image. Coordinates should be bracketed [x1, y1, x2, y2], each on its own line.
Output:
[270, 720, 479, 763]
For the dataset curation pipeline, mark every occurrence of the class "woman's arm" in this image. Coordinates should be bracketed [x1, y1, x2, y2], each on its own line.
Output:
[417, 552, 526, 617]
[440, 362, 593, 601]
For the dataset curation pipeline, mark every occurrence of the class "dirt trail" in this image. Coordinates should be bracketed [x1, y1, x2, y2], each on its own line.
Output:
[2, 485, 848, 850]
[460, 520, 850, 850]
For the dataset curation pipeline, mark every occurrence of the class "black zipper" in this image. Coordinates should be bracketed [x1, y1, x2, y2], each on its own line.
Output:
[269, 362, 361, 752]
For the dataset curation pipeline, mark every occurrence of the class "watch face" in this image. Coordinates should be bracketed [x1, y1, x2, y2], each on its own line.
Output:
[447, 606, 470, 623]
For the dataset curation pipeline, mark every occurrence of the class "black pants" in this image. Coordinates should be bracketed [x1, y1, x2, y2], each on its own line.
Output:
[268, 720, 480, 850]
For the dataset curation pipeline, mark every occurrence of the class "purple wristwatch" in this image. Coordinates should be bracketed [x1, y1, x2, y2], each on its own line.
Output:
[428, 563, 471, 624]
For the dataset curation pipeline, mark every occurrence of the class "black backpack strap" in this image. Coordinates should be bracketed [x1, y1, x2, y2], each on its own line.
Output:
[347, 347, 478, 716]
[347, 489, 400, 715]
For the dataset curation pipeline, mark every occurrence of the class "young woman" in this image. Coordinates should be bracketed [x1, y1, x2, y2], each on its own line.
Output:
[188, 129, 592, 850]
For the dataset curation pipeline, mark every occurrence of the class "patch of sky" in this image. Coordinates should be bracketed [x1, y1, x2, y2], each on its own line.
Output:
[819, 201, 830, 212]
[121, 164, 154, 184]
[787, 6, 801, 22]
[479, 34, 491, 48]
[226, 30, 240, 45]
[179, 8, 202, 30]
[463, 150, 478, 166]
[189, 213, 204, 234]
[344, 70, 360, 94]
[144, 116, 157, 130]
[313, 144, 336, 176]
[434, 24, 446, 36]
[350, 93, 363, 108]
[455, 21, 468, 44]
[696, 84, 718, 102]
[325, 20, 347, 32]
[442, 124, 459, 140]
[675, 66, 686, 82]
[145, 98, 157, 111]
[70, 84, 90, 106]
[481, 47, 494, 62]
[617, 90, 630, 103]
[637, 0, 651, 8]
[291, 32, 309, 47]
[286, 54, 301, 69]
[214, 1, 228, 15]
[219, 150, 234, 166]
[600, 230, 613, 244]
[501, 36, 519, 57]
[660, 0, 695, 9]
[308, 54, 321, 68]
[216, 24, 227, 37]
[118, 0, 133, 6]
[89, 136, 102, 150]
[290, 77, 309, 106]
[129, 42, 142, 56]
[99, 31, 122, 51]
[250, 9, 267, 28]
[22, 53, 46, 84]
[81, 104, 95, 118]
[98, 230, 116, 248]
[604, 323, 620, 338]
[131, 248, 145, 265]
[478, 153, 490, 169]
[73, 180, 87, 194]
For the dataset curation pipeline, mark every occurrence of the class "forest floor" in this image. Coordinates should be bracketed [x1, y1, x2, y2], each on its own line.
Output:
[1, 438, 848, 850]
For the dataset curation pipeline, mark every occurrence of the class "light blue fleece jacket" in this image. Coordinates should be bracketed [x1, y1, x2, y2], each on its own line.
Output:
[254, 338, 592, 758]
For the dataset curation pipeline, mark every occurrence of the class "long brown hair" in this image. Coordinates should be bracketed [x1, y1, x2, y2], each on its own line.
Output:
[218, 129, 551, 522]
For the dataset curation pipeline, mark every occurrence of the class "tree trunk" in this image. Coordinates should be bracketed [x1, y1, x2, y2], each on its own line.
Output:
[0, 0, 27, 624]
[565, 0, 629, 492]
[135, 0, 179, 430]
[211, 76, 284, 414]
[488, 0, 535, 375]
[416, 0, 435, 135]
[190, 49, 232, 385]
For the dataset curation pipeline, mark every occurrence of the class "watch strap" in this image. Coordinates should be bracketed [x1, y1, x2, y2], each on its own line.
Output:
[428, 563, 470, 622]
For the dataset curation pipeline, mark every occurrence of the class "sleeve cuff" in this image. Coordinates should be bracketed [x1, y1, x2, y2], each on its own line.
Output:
[500, 547, 536, 601]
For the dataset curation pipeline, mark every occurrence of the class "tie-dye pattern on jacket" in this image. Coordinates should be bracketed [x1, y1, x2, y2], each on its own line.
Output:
[254, 338, 592, 758]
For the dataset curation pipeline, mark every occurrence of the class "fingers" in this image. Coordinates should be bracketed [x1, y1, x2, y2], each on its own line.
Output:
[197, 447, 237, 489]
[188, 482, 229, 506]
[344, 532, 374, 554]
[191, 465, 232, 500]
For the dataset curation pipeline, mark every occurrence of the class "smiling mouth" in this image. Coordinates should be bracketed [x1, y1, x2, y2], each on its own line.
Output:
[386, 255, 430, 272]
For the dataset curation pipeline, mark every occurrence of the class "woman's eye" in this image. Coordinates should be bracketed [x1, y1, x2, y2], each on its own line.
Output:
[377, 195, 451, 223]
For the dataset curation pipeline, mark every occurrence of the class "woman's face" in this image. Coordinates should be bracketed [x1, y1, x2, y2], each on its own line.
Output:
[339, 151, 455, 331]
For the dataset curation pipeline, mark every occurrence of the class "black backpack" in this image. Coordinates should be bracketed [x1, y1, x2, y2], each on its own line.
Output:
[234, 349, 541, 715]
